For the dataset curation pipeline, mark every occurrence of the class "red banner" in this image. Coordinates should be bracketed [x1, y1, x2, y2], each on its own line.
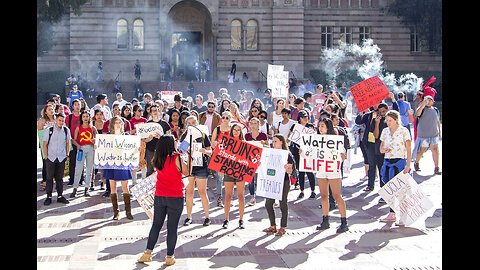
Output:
[208, 134, 263, 183]
[349, 75, 390, 112]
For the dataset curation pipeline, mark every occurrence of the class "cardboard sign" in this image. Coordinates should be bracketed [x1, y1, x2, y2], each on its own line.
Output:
[161, 91, 182, 104]
[377, 172, 434, 226]
[288, 123, 316, 145]
[208, 134, 263, 183]
[267, 64, 289, 98]
[130, 172, 157, 220]
[349, 75, 390, 112]
[180, 142, 203, 167]
[298, 134, 345, 173]
[256, 148, 289, 200]
[135, 122, 164, 139]
[94, 134, 140, 170]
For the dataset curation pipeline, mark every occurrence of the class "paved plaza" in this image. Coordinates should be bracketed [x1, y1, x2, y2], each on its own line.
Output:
[37, 134, 442, 270]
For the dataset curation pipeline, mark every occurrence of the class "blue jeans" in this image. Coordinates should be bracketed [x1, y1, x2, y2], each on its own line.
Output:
[146, 196, 184, 256]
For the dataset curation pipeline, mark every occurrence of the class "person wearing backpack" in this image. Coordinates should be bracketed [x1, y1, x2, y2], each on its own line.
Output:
[42, 113, 71, 205]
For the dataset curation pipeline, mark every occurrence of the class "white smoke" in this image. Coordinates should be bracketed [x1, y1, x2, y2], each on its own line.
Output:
[318, 39, 423, 95]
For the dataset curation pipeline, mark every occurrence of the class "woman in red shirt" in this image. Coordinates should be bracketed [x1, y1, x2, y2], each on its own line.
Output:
[138, 134, 191, 266]
[70, 111, 97, 197]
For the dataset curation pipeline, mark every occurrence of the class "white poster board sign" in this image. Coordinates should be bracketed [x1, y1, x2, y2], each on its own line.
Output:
[298, 134, 344, 173]
[256, 148, 289, 200]
[288, 123, 316, 145]
[130, 172, 157, 220]
[267, 64, 289, 98]
[161, 91, 182, 104]
[377, 172, 434, 227]
[135, 122, 164, 139]
[94, 134, 140, 170]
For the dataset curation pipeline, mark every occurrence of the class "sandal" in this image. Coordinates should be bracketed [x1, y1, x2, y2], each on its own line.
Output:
[275, 227, 286, 236]
[262, 226, 277, 233]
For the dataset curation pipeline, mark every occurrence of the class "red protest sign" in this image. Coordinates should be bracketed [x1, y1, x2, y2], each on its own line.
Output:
[208, 134, 263, 183]
[349, 75, 390, 112]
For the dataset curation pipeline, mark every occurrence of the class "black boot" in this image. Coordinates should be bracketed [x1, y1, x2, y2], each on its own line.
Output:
[336, 217, 349, 233]
[316, 216, 330, 230]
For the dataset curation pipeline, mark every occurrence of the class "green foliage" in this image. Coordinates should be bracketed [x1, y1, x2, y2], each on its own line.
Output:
[387, 0, 442, 52]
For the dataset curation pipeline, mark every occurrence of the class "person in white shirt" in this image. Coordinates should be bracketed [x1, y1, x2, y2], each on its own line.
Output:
[275, 108, 295, 142]
[90, 94, 112, 121]
[112, 93, 127, 111]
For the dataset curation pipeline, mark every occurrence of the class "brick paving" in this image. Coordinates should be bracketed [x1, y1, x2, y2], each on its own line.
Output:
[37, 135, 442, 269]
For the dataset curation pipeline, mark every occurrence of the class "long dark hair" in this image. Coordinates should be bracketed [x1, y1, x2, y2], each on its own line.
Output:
[151, 134, 177, 171]
[318, 118, 337, 135]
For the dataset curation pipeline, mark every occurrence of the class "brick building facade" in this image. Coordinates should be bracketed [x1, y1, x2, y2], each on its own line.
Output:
[37, 0, 441, 83]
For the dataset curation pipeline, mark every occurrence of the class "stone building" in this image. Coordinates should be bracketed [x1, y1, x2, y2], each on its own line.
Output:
[37, 0, 441, 83]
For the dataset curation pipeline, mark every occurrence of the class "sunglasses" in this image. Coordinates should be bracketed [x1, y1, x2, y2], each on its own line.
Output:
[222, 117, 230, 120]
[208, 105, 215, 108]
[259, 115, 266, 119]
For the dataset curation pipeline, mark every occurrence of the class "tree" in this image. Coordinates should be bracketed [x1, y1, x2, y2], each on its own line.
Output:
[37, 0, 88, 56]
[388, 0, 442, 53]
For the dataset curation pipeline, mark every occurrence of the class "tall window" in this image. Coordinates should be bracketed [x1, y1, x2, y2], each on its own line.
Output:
[359, 26, 370, 45]
[117, 19, 128, 49]
[133, 19, 144, 50]
[246, 19, 258, 50]
[339, 26, 353, 45]
[321, 26, 333, 49]
[410, 26, 420, 52]
[231, 19, 242, 50]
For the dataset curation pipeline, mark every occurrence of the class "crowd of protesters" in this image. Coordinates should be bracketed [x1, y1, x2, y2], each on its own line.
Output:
[38, 77, 441, 266]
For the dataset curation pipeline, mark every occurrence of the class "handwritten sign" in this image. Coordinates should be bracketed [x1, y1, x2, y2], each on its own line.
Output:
[94, 134, 140, 170]
[130, 172, 157, 220]
[135, 122, 164, 139]
[256, 148, 289, 200]
[267, 64, 289, 98]
[377, 172, 434, 226]
[208, 134, 263, 183]
[180, 142, 203, 167]
[349, 75, 390, 112]
[298, 134, 345, 173]
[288, 123, 316, 145]
[161, 91, 182, 104]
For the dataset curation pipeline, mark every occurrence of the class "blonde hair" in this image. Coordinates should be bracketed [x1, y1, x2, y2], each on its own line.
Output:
[108, 116, 125, 134]
[385, 110, 401, 125]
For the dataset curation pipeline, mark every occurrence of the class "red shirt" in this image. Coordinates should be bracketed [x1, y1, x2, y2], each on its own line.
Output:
[155, 154, 184, 197]
[77, 125, 94, 146]
[129, 117, 147, 129]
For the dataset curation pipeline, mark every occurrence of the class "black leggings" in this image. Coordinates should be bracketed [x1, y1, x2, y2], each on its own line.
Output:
[265, 178, 290, 227]
[146, 196, 184, 256]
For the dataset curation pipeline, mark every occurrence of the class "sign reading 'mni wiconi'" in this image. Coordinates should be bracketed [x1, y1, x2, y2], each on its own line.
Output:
[94, 134, 141, 170]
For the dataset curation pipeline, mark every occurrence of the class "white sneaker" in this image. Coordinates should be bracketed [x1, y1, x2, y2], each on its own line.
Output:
[248, 197, 256, 206]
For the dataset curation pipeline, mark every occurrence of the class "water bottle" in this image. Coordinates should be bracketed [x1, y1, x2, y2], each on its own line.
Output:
[77, 149, 83, 161]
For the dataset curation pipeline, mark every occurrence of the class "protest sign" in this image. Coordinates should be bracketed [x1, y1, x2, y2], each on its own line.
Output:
[298, 134, 344, 173]
[94, 134, 140, 170]
[349, 75, 390, 112]
[180, 142, 203, 167]
[130, 172, 157, 220]
[288, 123, 316, 145]
[267, 64, 289, 98]
[208, 134, 263, 183]
[161, 91, 182, 104]
[256, 148, 289, 200]
[377, 172, 434, 227]
[135, 122, 164, 139]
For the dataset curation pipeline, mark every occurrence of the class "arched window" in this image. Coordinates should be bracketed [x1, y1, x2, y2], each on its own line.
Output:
[231, 19, 242, 50]
[246, 19, 258, 50]
[133, 19, 144, 50]
[117, 19, 128, 49]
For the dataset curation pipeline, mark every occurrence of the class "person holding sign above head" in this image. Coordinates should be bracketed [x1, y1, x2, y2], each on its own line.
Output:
[262, 134, 295, 237]
[181, 116, 213, 227]
[379, 110, 412, 224]
[137, 134, 192, 266]
[222, 123, 248, 229]
[245, 117, 269, 206]
[100, 116, 135, 220]
[313, 118, 349, 233]
[288, 110, 316, 199]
